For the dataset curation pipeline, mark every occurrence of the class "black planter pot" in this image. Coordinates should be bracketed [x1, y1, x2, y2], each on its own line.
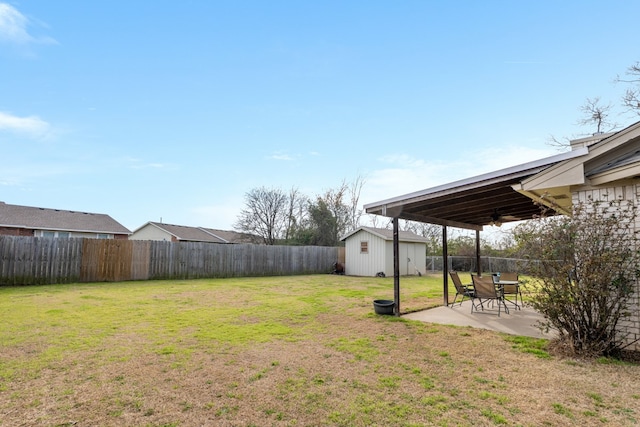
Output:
[373, 299, 395, 315]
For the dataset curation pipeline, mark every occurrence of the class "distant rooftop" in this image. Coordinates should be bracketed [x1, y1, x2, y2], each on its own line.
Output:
[0, 202, 131, 234]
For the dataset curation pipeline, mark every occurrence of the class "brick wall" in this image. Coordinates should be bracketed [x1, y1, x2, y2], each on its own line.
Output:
[573, 186, 640, 351]
[0, 227, 34, 236]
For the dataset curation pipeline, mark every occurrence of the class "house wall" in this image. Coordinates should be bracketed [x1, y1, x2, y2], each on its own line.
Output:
[129, 225, 173, 241]
[344, 230, 386, 276]
[0, 227, 127, 239]
[34, 230, 118, 239]
[573, 185, 640, 351]
[0, 227, 34, 236]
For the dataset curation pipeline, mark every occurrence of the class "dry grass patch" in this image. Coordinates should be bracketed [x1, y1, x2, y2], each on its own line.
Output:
[0, 274, 638, 426]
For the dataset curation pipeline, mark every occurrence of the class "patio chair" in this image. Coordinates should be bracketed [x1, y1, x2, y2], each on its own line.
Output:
[471, 275, 508, 316]
[498, 272, 522, 310]
[449, 271, 474, 306]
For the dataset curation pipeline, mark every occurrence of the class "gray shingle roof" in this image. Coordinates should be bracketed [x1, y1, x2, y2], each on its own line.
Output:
[341, 226, 431, 243]
[201, 228, 260, 244]
[0, 202, 131, 234]
[147, 222, 226, 243]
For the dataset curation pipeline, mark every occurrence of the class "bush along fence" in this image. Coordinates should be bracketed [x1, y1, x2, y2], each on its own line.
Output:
[0, 236, 340, 285]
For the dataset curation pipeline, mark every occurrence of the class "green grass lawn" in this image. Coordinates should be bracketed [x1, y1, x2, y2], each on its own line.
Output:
[0, 274, 638, 426]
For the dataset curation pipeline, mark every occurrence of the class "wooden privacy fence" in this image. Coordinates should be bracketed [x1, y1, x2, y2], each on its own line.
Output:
[0, 236, 340, 285]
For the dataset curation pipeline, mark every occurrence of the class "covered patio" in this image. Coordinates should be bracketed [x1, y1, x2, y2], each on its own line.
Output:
[403, 300, 556, 338]
[363, 148, 588, 315]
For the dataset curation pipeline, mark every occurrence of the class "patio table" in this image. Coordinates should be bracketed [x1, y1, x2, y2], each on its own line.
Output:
[493, 279, 521, 310]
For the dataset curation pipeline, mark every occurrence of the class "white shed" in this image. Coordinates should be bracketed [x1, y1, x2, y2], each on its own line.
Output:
[341, 226, 429, 277]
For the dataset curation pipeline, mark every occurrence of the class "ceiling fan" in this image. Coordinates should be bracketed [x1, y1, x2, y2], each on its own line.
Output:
[490, 208, 518, 226]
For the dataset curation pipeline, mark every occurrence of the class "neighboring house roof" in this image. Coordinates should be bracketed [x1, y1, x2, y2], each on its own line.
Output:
[133, 222, 260, 244]
[0, 202, 131, 234]
[341, 226, 430, 243]
[141, 222, 227, 243]
[200, 228, 260, 244]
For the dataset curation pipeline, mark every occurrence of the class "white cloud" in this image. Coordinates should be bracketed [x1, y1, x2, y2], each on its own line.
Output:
[0, 3, 56, 46]
[361, 145, 558, 206]
[0, 3, 29, 43]
[0, 111, 51, 139]
[469, 145, 558, 175]
[269, 153, 294, 161]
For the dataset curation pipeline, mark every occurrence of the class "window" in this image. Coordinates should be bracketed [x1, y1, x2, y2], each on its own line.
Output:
[39, 230, 69, 238]
[360, 241, 368, 254]
[97, 234, 111, 239]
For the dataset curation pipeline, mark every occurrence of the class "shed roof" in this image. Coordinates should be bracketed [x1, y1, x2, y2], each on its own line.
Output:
[0, 202, 131, 234]
[342, 226, 431, 243]
[364, 148, 588, 230]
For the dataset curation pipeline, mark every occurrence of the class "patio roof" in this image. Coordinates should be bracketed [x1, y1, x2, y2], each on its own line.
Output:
[364, 147, 588, 230]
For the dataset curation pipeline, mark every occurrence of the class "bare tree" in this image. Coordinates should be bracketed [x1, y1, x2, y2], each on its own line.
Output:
[577, 97, 616, 134]
[401, 220, 442, 254]
[236, 176, 368, 246]
[234, 187, 288, 245]
[616, 61, 640, 116]
[367, 214, 383, 229]
[548, 97, 617, 150]
[283, 187, 308, 242]
[346, 174, 366, 233]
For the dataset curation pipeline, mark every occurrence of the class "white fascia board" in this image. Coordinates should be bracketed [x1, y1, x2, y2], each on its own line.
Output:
[130, 221, 154, 234]
[340, 227, 365, 241]
[341, 227, 387, 241]
[518, 162, 586, 191]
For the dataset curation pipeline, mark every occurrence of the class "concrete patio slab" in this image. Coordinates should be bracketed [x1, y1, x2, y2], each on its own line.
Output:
[402, 301, 556, 339]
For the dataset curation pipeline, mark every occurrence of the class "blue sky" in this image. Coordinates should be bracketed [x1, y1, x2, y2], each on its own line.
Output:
[2, 1, 640, 233]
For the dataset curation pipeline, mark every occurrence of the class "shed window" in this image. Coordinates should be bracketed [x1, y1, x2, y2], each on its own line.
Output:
[360, 241, 368, 254]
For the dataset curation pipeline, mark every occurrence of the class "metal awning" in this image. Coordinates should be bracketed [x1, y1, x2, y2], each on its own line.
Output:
[364, 148, 588, 230]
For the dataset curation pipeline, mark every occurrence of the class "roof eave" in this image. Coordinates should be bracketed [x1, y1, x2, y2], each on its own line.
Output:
[364, 148, 588, 213]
